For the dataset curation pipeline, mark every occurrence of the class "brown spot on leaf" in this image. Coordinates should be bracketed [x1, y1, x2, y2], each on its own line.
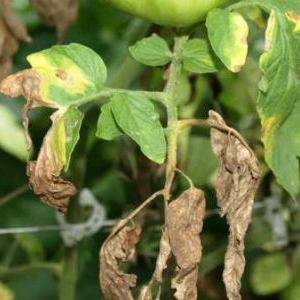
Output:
[31, 0, 78, 42]
[233, 65, 241, 72]
[100, 223, 141, 300]
[55, 69, 68, 80]
[167, 188, 206, 300]
[210, 110, 260, 300]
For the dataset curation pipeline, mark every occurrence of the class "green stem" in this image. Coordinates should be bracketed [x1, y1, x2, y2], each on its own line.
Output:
[164, 35, 189, 187]
[0, 184, 29, 208]
[58, 121, 89, 300]
[0, 262, 61, 279]
[75, 88, 166, 107]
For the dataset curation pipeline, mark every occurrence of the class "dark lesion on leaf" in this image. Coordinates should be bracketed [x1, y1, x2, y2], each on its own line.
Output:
[55, 69, 68, 80]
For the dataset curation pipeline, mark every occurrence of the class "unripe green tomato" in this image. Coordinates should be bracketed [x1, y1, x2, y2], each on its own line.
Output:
[106, 0, 226, 27]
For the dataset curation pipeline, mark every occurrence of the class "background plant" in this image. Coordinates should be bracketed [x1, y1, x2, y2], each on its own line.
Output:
[0, 1, 300, 300]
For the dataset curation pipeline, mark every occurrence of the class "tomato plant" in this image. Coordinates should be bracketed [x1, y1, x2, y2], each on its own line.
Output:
[1, 0, 300, 300]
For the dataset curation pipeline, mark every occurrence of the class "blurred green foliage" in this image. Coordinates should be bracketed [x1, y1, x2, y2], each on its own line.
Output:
[0, 1, 299, 299]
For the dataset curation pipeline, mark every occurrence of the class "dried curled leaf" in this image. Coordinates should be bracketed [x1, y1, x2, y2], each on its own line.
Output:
[0, 0, 31, 80]
[153, 229, 172, 283]
[0, 0, 31, 42]
[137, 228, 171, 300]
[167, 188, 205, 269]
[172, 266, 199, 300]
[26, 111, 78, 213]
[138, 285, 152, 300]
[210, 110, 260, 300]
[1, 44, 105, 211]
[100, 223, 141, 300]
[167, 188, 206, 300]
[1, 71, 87, 212]
[31, 0, 78, 42]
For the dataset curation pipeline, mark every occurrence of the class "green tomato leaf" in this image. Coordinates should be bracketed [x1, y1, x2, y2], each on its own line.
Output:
[46, 106, 83, 172]
[63, 106, 84, 171]
[182, 38, 221, 74]
[1, 43, 107, 109]
[257, 10, 300, 198]
[185, 136, 217, 186]
[250, 253, 292, 295]
[251, 0, 300, 14]
[129, 35, 171, 67]
[96, 102, 123, 140]
[206, 8, 249, 72]
[110, 93, 166, 163]
[27, 43, 107, 106]
[0, 105, 27, 161]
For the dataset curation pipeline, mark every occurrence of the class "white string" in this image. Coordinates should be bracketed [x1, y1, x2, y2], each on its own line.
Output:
[0, 220, 116, 235]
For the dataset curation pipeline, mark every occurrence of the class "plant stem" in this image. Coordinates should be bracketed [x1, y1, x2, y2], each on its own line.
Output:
[164, 35, 188, 192]
[75, 88, 166, 107]
[0, 262, 61, 279]
[58, 121, 89, 300]
[0, 184, 29, 208]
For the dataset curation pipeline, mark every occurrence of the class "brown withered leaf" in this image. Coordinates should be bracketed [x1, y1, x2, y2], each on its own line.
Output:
[0, 0, 31, 42]
[27, 161, 76, 213]
[167, 188, 206, 300]
[210, 110, 260, 300]
[0, 19, 18, 80]
[1, 72, 75, 212]
[0, 0, 31, 80]
[31, 0, 78, 42]
[172, 266, 198, 300]
[138, 285, 152, 300]
[137, 228, 171, 300]
[153, 229, 172, 283]
[167, 188, 205, 269]
[27, 110, 76, 213]
[1, 69, 60, 149]
[100, 222, 141, 300]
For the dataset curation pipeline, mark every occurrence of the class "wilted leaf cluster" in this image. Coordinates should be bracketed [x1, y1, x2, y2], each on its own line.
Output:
[210, 111, 260, 300]
[100, 111, 260, 300]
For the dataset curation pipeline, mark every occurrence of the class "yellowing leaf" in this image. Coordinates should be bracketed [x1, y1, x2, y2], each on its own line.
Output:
[27, 43, 107, 106]
[0, 43, 104, 211]
[1, 44, 107, 108]
[257, 10, 300, 198]
[0, 282, 14, 300]
[206, 9, 249, 72]
[27, 108, 81, 212]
